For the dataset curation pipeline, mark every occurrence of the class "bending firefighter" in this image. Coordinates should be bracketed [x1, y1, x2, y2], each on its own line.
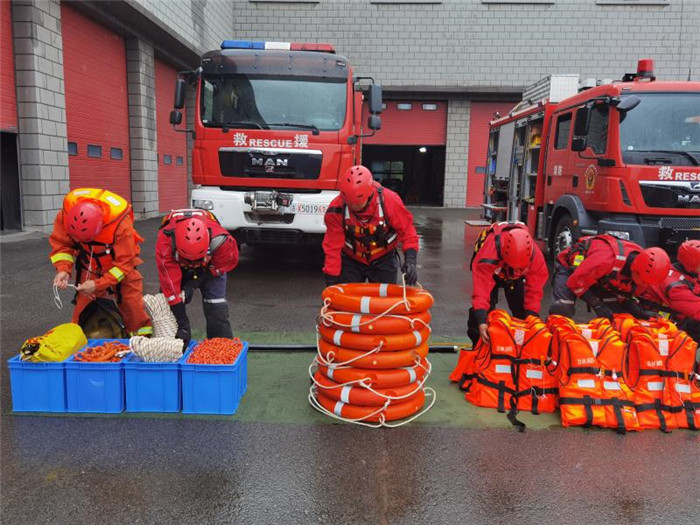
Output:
[323, 165, 419, 286]
[156, 209, 239, 346]
[50, 188, 152, 336]
[468, 222, 548, 345]
[636, 240, 700, 343]
[550, 234, 671, 320]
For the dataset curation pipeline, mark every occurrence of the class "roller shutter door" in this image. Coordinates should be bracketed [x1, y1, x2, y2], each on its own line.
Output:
[155, 59, 187, 212]
[466, 101, 515, 207]
[62, 4, 131, 199]
[1, 0, 17, 132]
[362, 101, 447, 146]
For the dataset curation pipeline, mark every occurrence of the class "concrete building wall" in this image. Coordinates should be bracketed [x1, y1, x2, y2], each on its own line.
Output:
[232, 0, 699, 90]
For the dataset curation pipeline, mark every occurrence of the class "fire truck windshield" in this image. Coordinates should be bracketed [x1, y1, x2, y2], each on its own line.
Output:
[200, 75, 347, 132]
[619, 93, 700, 166]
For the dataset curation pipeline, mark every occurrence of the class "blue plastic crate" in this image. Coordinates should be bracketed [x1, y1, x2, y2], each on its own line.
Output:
[7, 355, 67, 412]
[181, 342, 248, 415]
[65, 339, 128, 413]
[124, 340, 196, 413]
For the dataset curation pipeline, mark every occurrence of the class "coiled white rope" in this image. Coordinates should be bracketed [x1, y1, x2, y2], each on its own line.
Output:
[129, 336, 183, 363]
[143, 294, 178, 338]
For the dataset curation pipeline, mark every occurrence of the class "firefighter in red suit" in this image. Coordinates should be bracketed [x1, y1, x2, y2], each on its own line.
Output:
[468, 223, 548, 345]
[156, 209, 239, 345]
[50, 188, 152, 336]
[637, 240, 700, 342]
[323, 165, 420, 286]
[550, 234, 671, 320]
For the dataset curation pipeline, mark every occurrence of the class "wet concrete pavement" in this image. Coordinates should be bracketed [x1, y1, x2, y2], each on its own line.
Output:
[1, 208, 699, 523]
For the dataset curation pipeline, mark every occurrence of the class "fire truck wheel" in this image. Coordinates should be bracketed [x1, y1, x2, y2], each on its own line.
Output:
[552, 213, 574, 258]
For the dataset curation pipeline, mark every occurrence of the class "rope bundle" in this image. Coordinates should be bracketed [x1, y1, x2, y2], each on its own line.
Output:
[130, 336, 183, 363]
[143, 294, 178, 338]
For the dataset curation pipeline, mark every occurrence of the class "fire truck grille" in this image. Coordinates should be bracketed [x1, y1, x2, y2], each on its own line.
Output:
[219, 149, 322, 179]
[244, 212, 295, 224]
[658, 217, 700, 230]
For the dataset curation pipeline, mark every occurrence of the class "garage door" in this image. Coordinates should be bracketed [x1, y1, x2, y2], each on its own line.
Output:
[1, 0, 17, 132]
[155, 58, 187, 212]
[362, 101, 447, 146]
[466, 101, 516, 207]
[62, 4, 131, 199]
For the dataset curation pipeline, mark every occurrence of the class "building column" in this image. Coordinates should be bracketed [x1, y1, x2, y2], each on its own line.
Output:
[443, 99, 471, 208]
[11, 0, 69, 232]
[126, 37, 159, 218]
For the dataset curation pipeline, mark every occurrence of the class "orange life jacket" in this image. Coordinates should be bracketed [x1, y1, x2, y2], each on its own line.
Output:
[557, 330, 640, 433]
[342, 187, 398, 264]
[613, 313, 679, 343]
[449, 342, 482, 392]
[663, 332, 700, 430]
[466, 311, 558, 427]
[63, 188, 140, 277]
[623, 326, 676, 432]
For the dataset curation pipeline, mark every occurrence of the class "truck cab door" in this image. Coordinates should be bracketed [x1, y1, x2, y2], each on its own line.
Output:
[544, 110, 575, 203]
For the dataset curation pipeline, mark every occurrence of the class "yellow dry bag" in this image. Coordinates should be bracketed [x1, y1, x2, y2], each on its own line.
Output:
[19, 323, 87, 362]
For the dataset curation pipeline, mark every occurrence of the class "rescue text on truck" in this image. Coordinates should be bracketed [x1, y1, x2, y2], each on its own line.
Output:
[482, 59, 700, 255]
[170, 40, 383, 246]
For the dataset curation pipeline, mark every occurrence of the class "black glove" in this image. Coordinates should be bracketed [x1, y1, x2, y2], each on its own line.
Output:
[402, 249, 418, 286]
[170, 302, 191, 349]
[581, 290, 613, 320]
[624, 299, 652, 320]
[324, 273, 341, 287]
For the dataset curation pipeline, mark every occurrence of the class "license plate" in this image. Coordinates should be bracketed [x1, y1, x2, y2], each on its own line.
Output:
[292, 203, 327, 215]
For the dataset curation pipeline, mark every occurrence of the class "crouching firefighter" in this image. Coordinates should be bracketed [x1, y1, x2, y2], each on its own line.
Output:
[550, 234, 671, 320]
[636, 240, 700, 343]
[322, 165, 420, 286]
[467, 222, 549, 345]
[49, 188, 152, 337]
[156, 209, 239, 346]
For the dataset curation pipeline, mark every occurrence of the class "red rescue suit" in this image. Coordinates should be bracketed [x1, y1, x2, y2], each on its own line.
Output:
[470, 223, 549, 326]
[49, 189, 151, 335]
[638, 268, 700, 322]
[322, 184, 419, 277]
[156, 210, 239, 307]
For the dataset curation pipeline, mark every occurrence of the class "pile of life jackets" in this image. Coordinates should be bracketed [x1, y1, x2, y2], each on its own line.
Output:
[449, 310, 558, 431]
[450, 310, 700, 433]
[309, 283, 435, 426]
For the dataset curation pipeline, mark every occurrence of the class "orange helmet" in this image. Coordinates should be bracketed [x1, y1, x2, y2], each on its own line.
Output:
[339, 165, 375, 209]
[174, 217, 210, 263]
[500, 228, 534, 270]
[677, 240, 700, 273]
[65, 201, 103, 242]
[630, 247, 671, 286]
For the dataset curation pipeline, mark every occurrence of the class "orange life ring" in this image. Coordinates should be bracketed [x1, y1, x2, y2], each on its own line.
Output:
[318, 358, 429, 388]
[313, 371, 424, 406]
[315, 389, 425, 422]
[322, 283, 434, 315]
[318, 338, 429, 369]
[318, 324, 431, 351]
[320, 309, 431, 335]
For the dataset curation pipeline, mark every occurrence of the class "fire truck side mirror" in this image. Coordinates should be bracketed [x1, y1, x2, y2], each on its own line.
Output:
[367, 114, 382, 131]
[571, 136, 587, 152]
[574, 105, 592, 137]
[367, 84, 383, 114]
[174, 78, 186, 109]
[169, 110, 183, 126]
[614, 95, 641, 113]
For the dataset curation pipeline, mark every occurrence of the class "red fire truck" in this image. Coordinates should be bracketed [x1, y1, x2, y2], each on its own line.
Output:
[170, 40, 382, 245]
[482, 59, 700, 254]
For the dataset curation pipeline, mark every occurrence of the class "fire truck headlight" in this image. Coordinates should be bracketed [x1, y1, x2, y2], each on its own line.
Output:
[605, 230, 630, 240]
[193, 199, 214, 210]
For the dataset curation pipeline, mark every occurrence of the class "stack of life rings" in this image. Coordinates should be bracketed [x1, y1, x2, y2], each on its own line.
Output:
[309, 282, 436, 427]
[450, 310, 700, 434]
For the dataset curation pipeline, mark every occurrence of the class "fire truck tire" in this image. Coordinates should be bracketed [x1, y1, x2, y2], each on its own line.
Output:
[551, 212, 575, 258]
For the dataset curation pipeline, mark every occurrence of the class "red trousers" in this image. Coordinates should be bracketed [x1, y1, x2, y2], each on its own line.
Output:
[71, 269, 151, 335]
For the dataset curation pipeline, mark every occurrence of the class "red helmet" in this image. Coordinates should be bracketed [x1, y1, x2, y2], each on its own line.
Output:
[339, 165, 375, 208]
[500, 228, 534, 270]
[677, 240, 700, 273]
[174, 218, 210, 263]
[630, 247, 671, 286]
[65, 201, 103, 242]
